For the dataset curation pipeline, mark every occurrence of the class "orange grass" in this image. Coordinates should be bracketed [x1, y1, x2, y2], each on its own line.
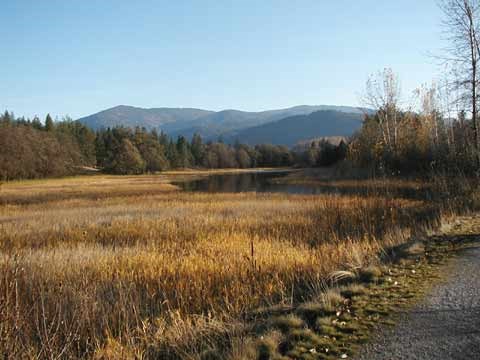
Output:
[0, 175, 442, 358]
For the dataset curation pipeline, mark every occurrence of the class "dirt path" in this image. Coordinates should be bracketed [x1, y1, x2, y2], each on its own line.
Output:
[357, 216, 480, 359]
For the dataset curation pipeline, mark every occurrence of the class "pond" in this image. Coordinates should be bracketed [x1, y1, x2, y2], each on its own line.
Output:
[173, 170, 340, 195]
[173, 170, 430, 199]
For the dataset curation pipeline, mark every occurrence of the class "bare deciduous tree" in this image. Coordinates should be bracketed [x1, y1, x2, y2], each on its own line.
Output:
[363, 68, 401, 154]
[439, 0, 480, 166]
[415, 82, 442, 147]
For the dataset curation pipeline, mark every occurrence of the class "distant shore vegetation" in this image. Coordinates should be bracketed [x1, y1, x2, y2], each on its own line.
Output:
[0, 111, 349, 181]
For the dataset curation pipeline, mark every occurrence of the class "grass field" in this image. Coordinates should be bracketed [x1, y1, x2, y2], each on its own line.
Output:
[0, 172, 472, 359]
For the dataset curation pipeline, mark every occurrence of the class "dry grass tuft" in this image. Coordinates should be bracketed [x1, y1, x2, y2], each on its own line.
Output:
[270, 315, 305, 333]
[329, 270, 357, 283]
[359, 266, 383, 283]
[340, 284, 367, 299]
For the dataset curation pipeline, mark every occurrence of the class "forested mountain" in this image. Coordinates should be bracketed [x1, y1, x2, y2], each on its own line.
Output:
[1, 110, 352, 180]
[78, 105, 213, 133]
[227, 110, 364, 147]
[78, 105, 366, 142]
[1, 104, 367, 181]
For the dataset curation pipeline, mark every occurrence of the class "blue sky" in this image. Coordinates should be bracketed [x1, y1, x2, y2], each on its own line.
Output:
[1, 0, 443, 119]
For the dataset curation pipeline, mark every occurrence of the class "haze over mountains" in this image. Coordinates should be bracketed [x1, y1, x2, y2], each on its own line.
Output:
[78, 105, 367, 147]
[230, 111, 363, 147]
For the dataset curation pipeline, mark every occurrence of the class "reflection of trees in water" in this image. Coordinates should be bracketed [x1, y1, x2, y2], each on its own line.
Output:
[178, 173, 285, 193]
[211, 173, 258, 192]
[177, 173, 432, 200]
[237, 173, 254, 192]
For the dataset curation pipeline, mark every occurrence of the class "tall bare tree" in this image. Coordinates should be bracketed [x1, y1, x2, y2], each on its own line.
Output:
[439, 0, 480, 166]
[363, 68, 401, 154]
[415, 83, 442, 147]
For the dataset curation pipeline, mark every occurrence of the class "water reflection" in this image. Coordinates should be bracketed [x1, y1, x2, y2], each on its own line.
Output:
[175, 171, 354, 195]
[175, 172, 293, 193]
[174, 171, 432, 200]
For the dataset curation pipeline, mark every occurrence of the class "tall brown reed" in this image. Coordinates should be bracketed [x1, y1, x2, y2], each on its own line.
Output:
[0, 175, 449, 358]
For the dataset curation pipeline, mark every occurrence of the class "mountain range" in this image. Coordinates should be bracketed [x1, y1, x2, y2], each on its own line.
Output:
[77, 105, 367, 147]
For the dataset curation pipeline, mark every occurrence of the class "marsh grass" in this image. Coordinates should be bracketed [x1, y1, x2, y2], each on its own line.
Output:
[0, 174, 469, 358]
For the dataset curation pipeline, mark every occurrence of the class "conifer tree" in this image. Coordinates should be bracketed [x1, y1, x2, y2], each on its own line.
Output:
[45, 114, 54, 131]
[107, 138, 145, 175]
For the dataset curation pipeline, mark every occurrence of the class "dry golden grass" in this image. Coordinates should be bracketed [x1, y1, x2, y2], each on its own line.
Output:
[0, 174, 446, 359]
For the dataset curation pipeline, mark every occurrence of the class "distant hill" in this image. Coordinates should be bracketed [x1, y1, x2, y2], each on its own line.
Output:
[226, 111, 363, 147]
[78, 105, 367, 142]
[168, 105, 366, 139]
[78, 105, 214, 133]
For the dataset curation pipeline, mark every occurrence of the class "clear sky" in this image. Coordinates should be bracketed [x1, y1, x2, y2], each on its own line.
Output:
[1, 0, 444, 120]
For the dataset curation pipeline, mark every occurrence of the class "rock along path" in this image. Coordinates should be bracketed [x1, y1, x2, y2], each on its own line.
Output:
[357, 216, 480, 360]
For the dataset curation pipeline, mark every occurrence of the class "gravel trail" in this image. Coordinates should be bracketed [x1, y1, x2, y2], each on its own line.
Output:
[357, 219, 480, 360]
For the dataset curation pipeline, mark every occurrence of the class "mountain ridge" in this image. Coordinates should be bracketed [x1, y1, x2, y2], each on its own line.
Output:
[226, 110, 364, 147]
[77, 104, 368, 146]
[78, 105, 214, 133]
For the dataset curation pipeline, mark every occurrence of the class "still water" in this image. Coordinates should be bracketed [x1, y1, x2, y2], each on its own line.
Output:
[174, 170, 427, 199]
[174, 170, 337, 195]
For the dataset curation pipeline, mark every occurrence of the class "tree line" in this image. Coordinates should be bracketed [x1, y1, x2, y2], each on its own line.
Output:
[348, 91, 478, 176]
[0, 112, 96, 180]
[347, 69, 479, 176]
[0, 111, 349, 180]
[348, 0, 480, 177]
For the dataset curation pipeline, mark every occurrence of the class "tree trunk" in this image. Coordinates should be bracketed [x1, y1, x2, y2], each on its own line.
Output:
[468, 3, 480, 168]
